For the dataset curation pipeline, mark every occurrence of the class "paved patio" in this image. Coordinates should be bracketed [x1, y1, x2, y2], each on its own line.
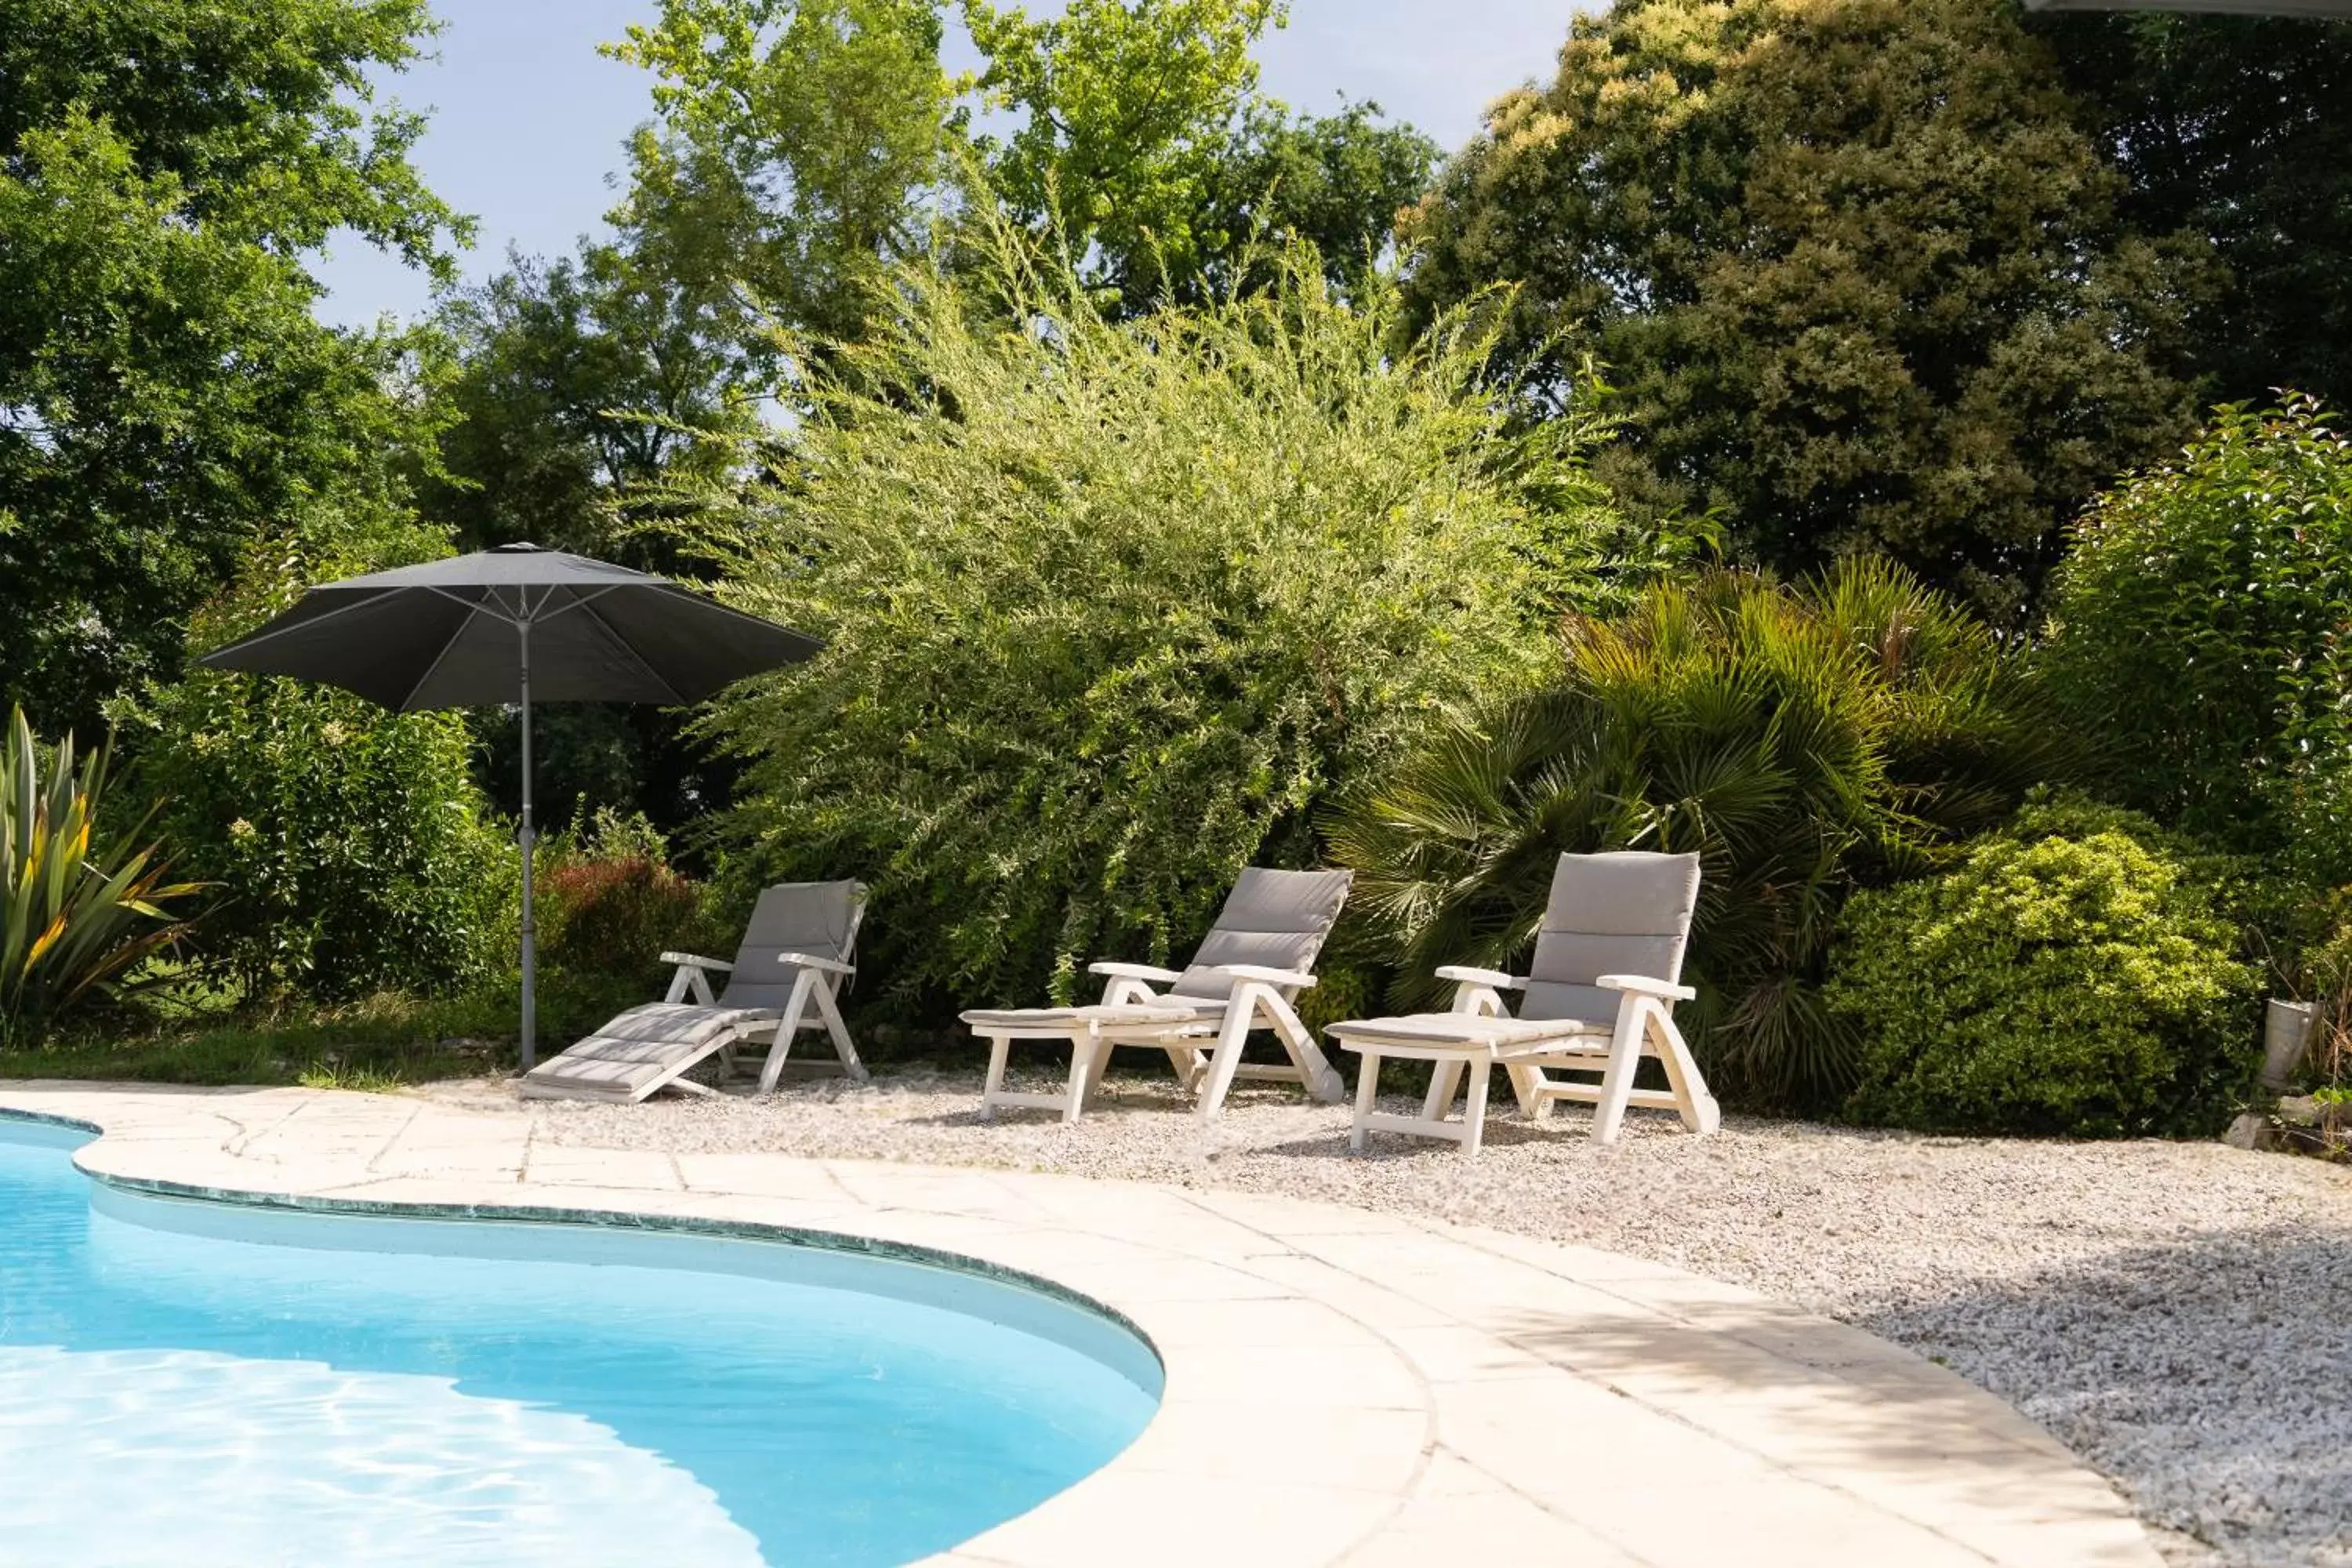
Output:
[1, 1082, 2159, 1566]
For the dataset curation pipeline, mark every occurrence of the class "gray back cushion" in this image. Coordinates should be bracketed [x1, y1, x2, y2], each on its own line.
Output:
[1172, 867, 1353, 1001]
[719, 880, 865, 1011]
[1518, 852, 1700, 1025]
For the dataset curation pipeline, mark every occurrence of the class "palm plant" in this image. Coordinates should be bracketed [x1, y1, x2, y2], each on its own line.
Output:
[2, 707, 201, 1044]
[1327, 560, 2078, 1109]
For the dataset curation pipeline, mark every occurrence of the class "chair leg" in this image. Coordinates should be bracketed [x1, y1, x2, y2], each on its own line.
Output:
[1462, 1054, 1493, 1157]
[811, 978, 867, 1083]
[980, 1033, 1012, 1121]
[1591, 999, 1646, 1144]
[1646, 1007, 1720, 1134]
[1062, 1031, 1098, 1124]
[1193, 999, 1255, 1121]
[1423, 1058, 1465, 1122]
[1083, 1033, 1116, 1104]
[1261, 990, 1345, 1102]
[757, 969, 822, 1094]
[1349, 1049, 1381, 1153]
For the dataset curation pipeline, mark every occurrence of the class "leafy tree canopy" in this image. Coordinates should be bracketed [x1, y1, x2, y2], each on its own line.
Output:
[0, 0, 464, 735]
[1398, 0, 2209, 622]
[2035, 9, 2352, 415]
[605, 0, 1436, 336]
[605, 0, 957, 346]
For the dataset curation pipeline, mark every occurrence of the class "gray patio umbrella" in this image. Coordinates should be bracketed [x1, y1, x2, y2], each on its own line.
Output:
[199, 543, 821, 1069]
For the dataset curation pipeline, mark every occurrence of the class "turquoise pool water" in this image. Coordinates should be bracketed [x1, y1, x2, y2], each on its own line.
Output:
[0, 1118, 1160, 1566]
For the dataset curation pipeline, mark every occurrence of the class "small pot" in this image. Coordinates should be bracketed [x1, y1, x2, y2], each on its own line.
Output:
[2263, 998, 2320, 1094]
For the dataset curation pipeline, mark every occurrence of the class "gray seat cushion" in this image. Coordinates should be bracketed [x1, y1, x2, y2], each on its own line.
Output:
[1171, 867, 1353, 1001]
[1518, 852, 1700, 1024]
[960, 1001, 1209, 1035]
[718, 880, 863, 1010]
[1328, 1012, 1605, 1049]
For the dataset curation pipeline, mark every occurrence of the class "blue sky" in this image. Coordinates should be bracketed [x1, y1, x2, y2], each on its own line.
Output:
[311, 1, 1584, 327]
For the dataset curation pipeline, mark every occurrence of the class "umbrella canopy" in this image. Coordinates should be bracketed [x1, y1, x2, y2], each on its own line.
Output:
[201, 543, 820, 1069]
[200, 543, 818, 710]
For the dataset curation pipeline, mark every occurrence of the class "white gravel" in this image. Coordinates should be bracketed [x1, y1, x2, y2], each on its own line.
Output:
[420, 1067, 2352, 1566]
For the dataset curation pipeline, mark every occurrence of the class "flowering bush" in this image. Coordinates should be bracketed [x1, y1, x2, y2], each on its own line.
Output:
[127, 514, 514, 1002]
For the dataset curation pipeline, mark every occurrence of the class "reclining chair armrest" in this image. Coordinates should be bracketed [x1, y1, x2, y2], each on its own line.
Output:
[661, 951, 735, 972]
[1087, 960, 1186, 984]
[1434, 964, 1526, 990]
[1210, 964, 1318, 989]
[775, 951, 855, 976]
[1596, 973, 1697, 1002]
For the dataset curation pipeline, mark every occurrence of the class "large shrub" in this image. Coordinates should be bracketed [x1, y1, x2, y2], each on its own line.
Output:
[2042, 395, 2352, 877]
[1829, 797, 2260, 1137]
[128, 515, 515, 1003]
[1, 707, 200, 1044]
[706, 221, 1686, 1011]
[1330, 561, 2077, 1109]
[537, 807, 725, 997]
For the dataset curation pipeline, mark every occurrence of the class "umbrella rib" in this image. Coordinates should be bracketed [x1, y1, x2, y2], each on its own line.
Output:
[525, 585, 622, 626]
[199, 587, 405, 658]
[575, 593, 690, 706]
[397, 593, 499, 710]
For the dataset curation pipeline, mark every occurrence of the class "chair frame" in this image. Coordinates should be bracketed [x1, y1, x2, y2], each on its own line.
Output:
[974, 959, 1346, 1125]
[662, 923, 868, 1093]
[1341, 964, 1719, 1156]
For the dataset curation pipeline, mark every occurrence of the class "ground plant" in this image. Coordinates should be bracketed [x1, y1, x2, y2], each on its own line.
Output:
[704, 216, 1682, 1013]
[1330, 561, 2076, 1110]
[0, 706, 200, 1045]
[1830, 796, 2260, 1137]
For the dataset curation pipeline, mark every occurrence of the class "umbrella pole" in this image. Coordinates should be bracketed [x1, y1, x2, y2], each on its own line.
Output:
[518, 621, 537, 1073]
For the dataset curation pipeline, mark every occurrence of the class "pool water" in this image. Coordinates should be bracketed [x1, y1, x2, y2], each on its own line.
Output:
[0, 1119, 1160, 1566]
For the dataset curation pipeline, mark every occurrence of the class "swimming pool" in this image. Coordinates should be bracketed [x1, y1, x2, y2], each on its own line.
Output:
[0, 1116, 1161, 1566]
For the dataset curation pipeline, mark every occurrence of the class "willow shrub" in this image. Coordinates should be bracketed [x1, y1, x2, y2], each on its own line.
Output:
[703, 227, 1682, 1011]
[2042, 395, 2352, 877]
[1830, 796, 2260, 1137]
[1328, 561, 2078, 1110]
[127, 513, 515, 1004]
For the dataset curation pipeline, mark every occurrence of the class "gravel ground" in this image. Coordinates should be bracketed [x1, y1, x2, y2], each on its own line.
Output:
[421, 1067, 2352, 1566]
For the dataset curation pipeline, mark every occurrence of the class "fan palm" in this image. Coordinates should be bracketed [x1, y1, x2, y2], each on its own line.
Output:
[1328, 560, 2077, 1109]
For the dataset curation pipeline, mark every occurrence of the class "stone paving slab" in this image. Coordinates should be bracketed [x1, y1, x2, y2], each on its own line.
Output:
[0, 1083, 2161, 1567]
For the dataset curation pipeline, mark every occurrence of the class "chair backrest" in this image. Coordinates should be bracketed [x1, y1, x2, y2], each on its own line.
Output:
[718, 880, 866, 1011]
[1171, 867, 1353, 1001]
[1517, 851, 1700, 1024]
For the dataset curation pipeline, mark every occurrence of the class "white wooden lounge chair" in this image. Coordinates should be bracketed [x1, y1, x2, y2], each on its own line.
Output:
[519, 880, 868, 1103]
[1327, 851, 1719, 1155]
[961, 868, 1353, 1124]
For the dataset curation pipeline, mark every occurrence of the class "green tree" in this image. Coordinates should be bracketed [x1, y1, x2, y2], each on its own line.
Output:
[2041, 395, 2352, 878]
[604, 0, 957, 347]
[1399, 0, 2208, 622]
[1330, 561, 2078, 1110]
[702, 217, 1658, 1014]
[965, 1, 1434, 312]
[2035, 10, 2352, 414]
[0, 0, 466, 735]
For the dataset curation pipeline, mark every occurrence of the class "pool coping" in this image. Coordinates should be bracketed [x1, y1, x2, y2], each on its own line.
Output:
[0, 1083, 2163, 1568]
